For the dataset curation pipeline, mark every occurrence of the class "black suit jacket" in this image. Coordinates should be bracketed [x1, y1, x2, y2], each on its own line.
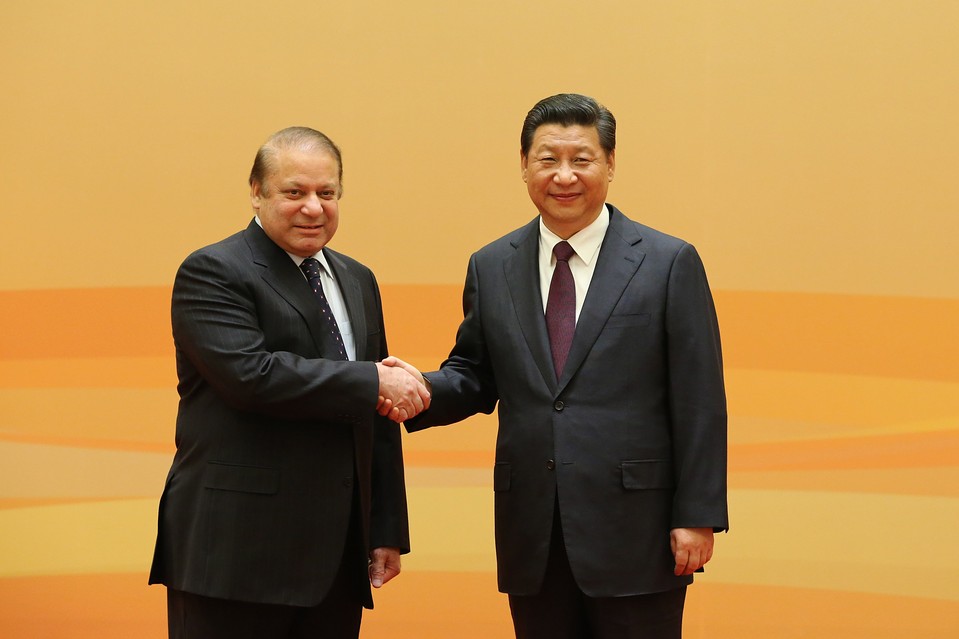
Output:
[149, 220, 409, 608]
[408, 205, 727, 597]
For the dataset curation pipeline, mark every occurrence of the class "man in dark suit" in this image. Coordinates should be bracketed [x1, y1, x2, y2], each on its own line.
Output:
[382, 94, 727, 638]
[149, 126, 430, 639]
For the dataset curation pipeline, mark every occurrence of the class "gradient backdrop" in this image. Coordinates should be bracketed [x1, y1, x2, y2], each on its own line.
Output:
[2, 1, 957, 637]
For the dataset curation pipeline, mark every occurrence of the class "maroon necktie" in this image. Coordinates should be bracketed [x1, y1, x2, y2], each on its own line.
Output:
[299, 257, 349, 361]
[546, 241, 576, 376]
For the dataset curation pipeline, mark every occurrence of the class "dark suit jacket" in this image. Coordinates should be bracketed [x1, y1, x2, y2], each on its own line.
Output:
[149, 220, 409, 608]
[408, 205, 727, 597]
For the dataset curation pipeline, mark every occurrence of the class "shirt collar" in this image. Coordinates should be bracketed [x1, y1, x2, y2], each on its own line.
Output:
[538, 203, 610, 265]
[254, 215, 334, 275]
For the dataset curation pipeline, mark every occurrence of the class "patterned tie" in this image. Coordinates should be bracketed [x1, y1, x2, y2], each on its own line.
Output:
[299, 257, 349, 361]
[545, 241, 576, 377]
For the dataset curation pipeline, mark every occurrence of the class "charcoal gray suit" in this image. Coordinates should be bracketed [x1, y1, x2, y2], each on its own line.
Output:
[408, 205, 727, 597]
[149, 220, 409, 609]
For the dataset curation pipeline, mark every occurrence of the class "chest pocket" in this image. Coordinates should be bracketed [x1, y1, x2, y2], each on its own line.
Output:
[605, 312, 651, 329]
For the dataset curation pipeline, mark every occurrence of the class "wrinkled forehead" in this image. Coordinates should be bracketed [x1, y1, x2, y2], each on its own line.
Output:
[268, 146, 339, 178]
[527, 124, 604, 154]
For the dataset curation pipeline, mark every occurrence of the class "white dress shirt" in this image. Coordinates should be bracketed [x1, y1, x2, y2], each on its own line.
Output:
[294, 250, 356, 361]
[538, 204, 610, 322]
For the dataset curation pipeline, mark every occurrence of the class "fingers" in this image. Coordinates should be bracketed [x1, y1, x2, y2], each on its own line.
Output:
[670, 527, 714, 576]
[390, 386, 423, 420]
[369, 547, 402, 588]
[379, 356, 426, 386]
[369, 554, 386, 588]
[674, 548, 703, 576]
[375, 363, 430, 423]
[673, 548, 689, 576]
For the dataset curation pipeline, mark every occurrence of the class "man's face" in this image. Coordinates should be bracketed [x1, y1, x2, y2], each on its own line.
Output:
[251, 146, 341, 257]
[521, 124, 615, 239]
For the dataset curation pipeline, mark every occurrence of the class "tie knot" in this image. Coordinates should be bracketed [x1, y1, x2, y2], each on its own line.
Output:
[553, 241, 575, 263]
[300, 257, 322, 279]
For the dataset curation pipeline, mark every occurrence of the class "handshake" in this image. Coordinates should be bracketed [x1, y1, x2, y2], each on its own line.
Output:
[375, 356, 430, 423]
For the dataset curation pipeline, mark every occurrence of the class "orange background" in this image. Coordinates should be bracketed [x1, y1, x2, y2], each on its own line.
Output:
[2, 1, 957, 636]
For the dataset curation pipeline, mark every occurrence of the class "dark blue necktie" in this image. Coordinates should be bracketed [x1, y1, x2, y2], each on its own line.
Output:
[545, 241, 576, 376]
[299, 257, 349, 361]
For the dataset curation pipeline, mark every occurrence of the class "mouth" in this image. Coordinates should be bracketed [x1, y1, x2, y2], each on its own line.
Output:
[550, 192, 582, 202]
[295, 225, 326, 238]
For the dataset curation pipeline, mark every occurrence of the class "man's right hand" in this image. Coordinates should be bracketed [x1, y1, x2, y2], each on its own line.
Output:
[375, 361, 430, 423]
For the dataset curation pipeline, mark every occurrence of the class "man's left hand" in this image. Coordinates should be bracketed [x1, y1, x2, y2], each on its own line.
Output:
[670, 527, 714, 576]
[369, 546, 402, 588]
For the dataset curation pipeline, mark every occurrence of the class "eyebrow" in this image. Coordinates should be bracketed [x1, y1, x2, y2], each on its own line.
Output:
[282, 178, 337, 189]
[535, 143, 594, 153]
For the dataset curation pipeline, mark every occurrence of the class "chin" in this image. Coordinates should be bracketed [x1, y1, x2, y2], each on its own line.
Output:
[290, 242, 322, 257]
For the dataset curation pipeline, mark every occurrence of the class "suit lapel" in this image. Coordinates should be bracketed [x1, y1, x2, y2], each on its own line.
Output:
[244, 221, 339, 357]
[558, 207, 645, 390]
[504, 218, 557, 389]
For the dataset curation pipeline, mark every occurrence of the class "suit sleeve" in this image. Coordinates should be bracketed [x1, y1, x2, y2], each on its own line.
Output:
[665, 243, 729, 531]
[172, 248, 379, 422]
[406, 253, 498, 431]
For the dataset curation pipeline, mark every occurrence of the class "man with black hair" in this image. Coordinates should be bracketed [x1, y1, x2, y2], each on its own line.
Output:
[383, 94, 727, 638]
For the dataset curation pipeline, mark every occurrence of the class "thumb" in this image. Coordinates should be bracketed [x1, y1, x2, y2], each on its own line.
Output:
[369, 556, 385, 588]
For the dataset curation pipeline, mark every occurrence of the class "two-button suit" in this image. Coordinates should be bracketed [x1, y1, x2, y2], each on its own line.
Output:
[408, 205, 726, 598]
[149, 219, 409, 609]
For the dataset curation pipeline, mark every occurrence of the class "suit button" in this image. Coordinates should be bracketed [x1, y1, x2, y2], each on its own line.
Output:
[554, 401, 565, 411]
[546, 460, 555, 470]
[343, 478, 353, 487]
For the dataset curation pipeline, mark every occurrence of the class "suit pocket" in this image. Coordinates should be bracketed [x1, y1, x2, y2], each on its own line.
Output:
[204, 461, 280, 495]
[605, 312, 651, 329]
[493, 462, 511, 492]
[621, 460, 673, 490]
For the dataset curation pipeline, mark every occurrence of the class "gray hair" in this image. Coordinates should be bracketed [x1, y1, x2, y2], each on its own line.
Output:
[249, 126, 343, 195]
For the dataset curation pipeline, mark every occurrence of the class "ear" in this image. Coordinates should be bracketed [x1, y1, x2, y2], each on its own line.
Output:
[250, 181, 263, 211]
[606, 150, 616, 181]
[520, 150, 529, 183]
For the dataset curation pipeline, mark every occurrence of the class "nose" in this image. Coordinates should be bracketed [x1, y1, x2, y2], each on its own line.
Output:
[300, 193, 325, 215]
[553, 162, 578, 185]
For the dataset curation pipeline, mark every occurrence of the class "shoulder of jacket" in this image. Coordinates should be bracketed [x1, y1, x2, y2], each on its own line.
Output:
[609, 205, 689, 253]
[472, 218, 538, 258]
[324, 247, 374, 278]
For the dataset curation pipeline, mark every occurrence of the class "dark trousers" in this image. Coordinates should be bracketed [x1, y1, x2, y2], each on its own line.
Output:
[167, 584, 361, 639]
[509, 507, 686, 639]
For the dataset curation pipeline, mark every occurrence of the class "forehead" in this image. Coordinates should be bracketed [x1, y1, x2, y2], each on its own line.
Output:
[268, 147, 340, 184]
[529, 124, 603, 152]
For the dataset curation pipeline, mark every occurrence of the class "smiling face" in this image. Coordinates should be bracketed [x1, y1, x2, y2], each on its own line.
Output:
[251, 146, 341, 257]
[521, 124, 615, 239]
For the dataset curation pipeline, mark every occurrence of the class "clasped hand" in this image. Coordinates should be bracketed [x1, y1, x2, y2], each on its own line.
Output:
[375, 357, 430, 423]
